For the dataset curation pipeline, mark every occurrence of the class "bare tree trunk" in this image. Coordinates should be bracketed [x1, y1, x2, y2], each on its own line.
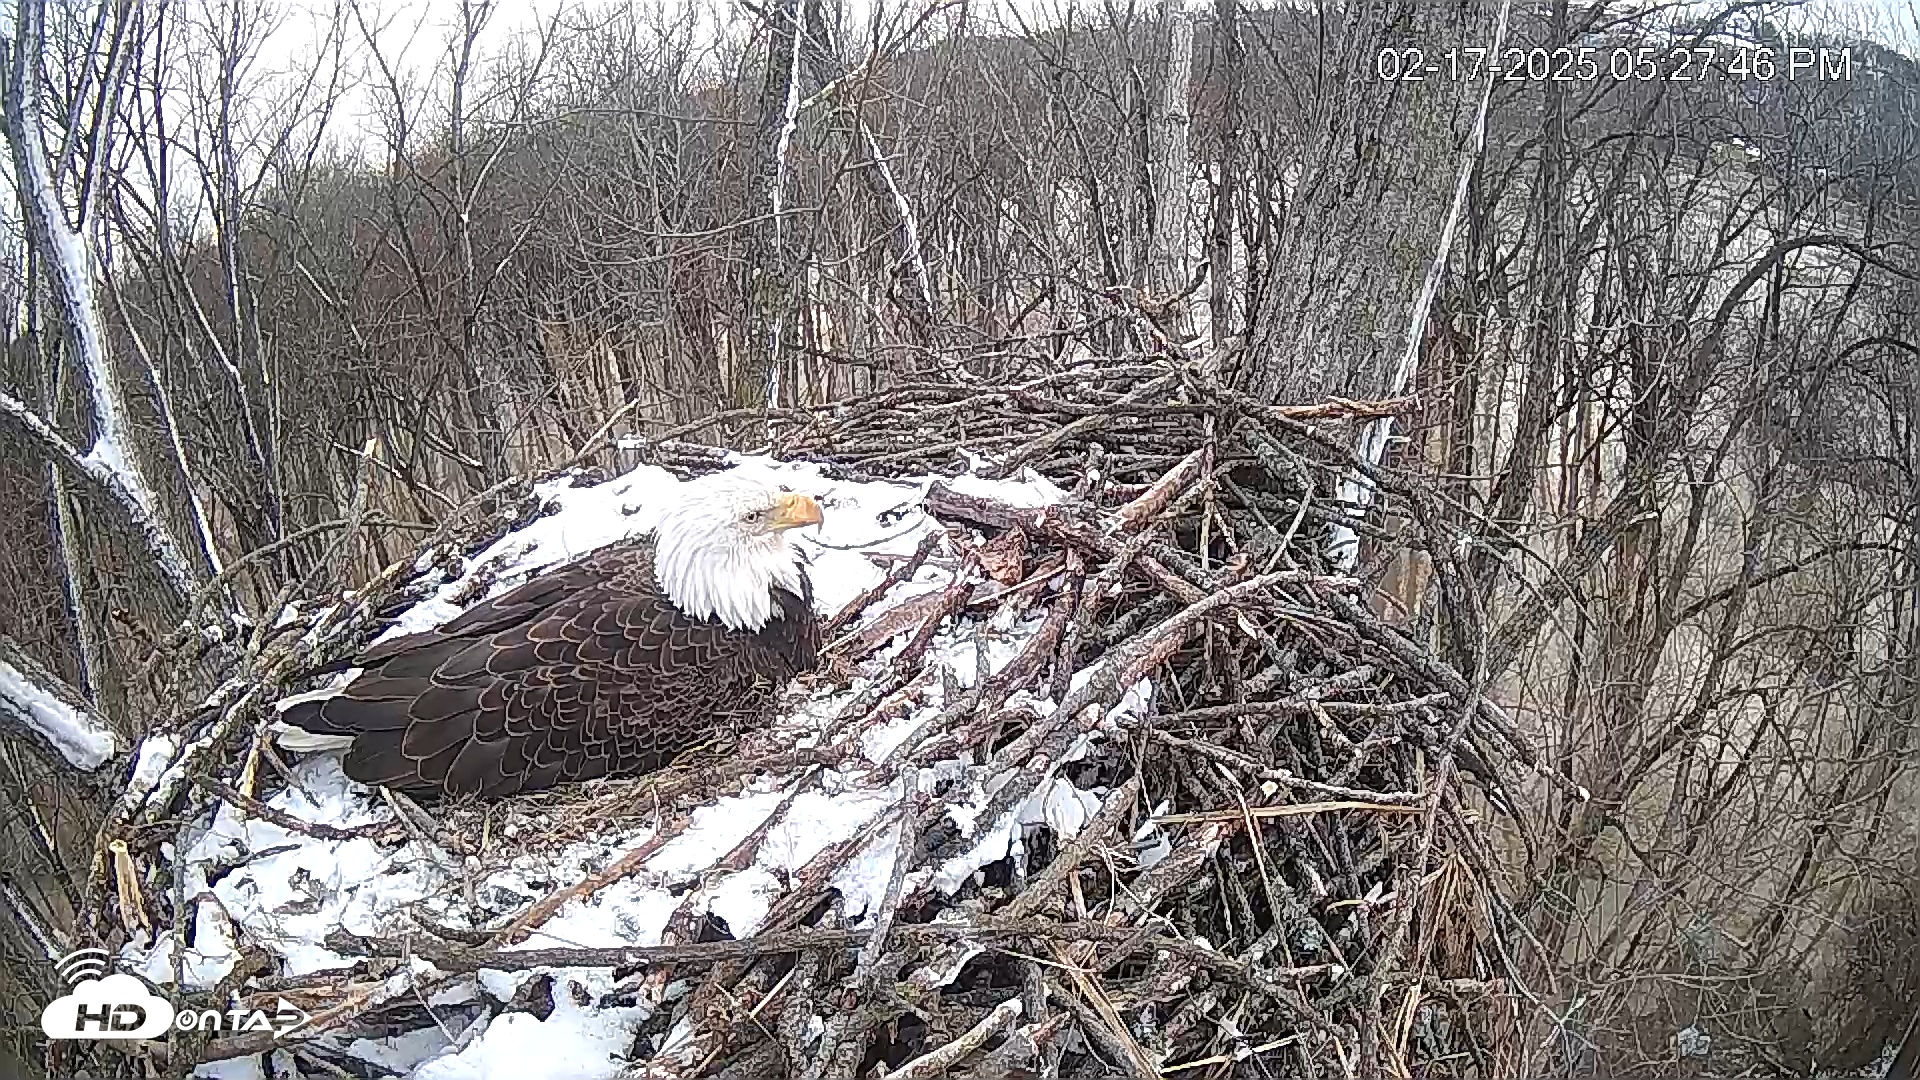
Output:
[1205, 0, 1241, 349]
[851, 111, 936, 344]
[0, 0, 202, 601]
[1147, 0, 1192, 331]
[749, 0, 811, 406]
[22, 253, 110, 704]
[1330, 0, 1512, 571]
[447, 0, 512, 481]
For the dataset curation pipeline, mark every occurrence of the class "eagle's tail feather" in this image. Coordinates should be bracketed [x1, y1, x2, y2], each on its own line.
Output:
[269, 722, 357, 753]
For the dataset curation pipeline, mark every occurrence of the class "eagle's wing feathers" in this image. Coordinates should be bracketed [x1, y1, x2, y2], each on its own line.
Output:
[283, 541, 806, 798]
[356, 570, 577, 671]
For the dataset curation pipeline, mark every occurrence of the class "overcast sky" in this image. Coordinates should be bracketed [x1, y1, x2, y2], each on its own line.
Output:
[276, 0, 1920, 90]
[249, 0, 1912, 150]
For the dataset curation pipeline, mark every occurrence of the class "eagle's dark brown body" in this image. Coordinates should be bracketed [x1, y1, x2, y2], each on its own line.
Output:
[281, 537, 820, 798]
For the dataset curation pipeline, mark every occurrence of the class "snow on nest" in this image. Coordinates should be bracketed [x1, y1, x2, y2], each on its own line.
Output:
[122, 455, 1153, 1080]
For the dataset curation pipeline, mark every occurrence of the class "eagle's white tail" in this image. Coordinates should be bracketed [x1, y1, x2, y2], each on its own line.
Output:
[270, 721, 357, 753]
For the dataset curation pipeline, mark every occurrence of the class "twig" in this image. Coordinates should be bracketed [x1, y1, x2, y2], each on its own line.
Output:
[487, 827, 678, 948]
[1004, 775, 1141, 920]
[329, 918, 1176, 973]
[875, 997, 1023, 1080]
[821, 529, 945, 638]
[194, 777, 384, 843]
[1153, 800, 1428, 825]
[1144, 728, 1424, 805]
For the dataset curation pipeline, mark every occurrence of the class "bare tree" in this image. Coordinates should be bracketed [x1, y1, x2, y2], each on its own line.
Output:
[0, 0, 203, 600]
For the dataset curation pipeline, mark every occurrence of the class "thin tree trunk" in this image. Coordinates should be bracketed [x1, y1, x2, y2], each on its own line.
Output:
[1147, 0, 1193, 325]
[1206, 0, 1241, 349]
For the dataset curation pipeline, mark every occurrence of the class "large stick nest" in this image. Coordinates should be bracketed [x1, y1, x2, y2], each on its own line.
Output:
[78, 354, 1551, 1080]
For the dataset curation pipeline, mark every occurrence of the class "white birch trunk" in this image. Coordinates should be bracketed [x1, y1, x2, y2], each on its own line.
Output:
[765, 0, 807, 411]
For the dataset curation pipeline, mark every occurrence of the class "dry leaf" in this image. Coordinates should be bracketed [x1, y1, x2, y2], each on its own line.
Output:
[979, 527, 1028, 586]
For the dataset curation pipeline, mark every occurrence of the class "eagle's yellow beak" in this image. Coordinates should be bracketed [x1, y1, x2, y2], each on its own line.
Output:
[768, 492, 824, 531]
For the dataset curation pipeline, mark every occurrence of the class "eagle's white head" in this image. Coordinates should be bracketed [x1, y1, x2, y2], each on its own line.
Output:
[652, 473, 822, 631]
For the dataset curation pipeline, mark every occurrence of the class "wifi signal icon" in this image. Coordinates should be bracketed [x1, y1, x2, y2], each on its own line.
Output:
[54, 948, 110, 986]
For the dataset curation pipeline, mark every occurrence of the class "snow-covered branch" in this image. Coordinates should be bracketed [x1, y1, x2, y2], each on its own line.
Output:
[0, 635, 116, 772]
[859, 120, 936, 327]
[0, 0, 204, 600]
[0, 388, 199, 601]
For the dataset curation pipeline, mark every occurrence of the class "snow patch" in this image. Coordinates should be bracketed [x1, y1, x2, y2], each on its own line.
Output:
[192, 1058, 266, 1080]
[932, 777, 1108, 894]
[944, 464, 1067, 509]
[413, 970, 643, 1080]
[345, 1026, 456, 1074]
[129, 734, 179, 792]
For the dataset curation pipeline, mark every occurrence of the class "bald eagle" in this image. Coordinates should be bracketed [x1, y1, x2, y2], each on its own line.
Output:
[278, 474, 825, 799]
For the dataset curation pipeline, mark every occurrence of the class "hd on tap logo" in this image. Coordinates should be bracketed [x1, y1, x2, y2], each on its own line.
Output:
[41, 948, 309, 1042]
